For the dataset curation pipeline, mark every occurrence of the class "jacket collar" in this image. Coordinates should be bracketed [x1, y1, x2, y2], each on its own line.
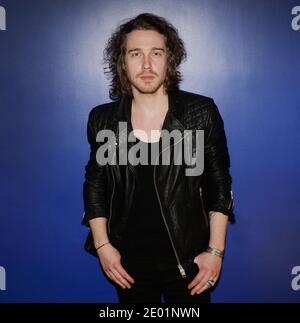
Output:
[111, 89, 185, 173]
[112, 89, 185, 133]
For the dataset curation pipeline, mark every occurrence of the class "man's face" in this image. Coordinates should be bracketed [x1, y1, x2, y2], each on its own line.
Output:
[123, 29, 168, 94]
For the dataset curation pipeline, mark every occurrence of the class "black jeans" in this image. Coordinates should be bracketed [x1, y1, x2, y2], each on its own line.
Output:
[113, 258, 211, 303]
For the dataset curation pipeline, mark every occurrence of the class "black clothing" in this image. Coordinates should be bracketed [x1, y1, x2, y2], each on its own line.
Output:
[114, 260, 210, 303]
[82, 89, 234, 277]
[120, 136, 177, 268]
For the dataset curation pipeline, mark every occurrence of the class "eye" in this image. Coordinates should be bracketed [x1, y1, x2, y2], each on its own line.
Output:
[153, 51, 162, 56]
[131, 52, 140, 57]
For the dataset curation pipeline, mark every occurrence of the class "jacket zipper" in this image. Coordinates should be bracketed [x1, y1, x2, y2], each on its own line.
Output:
[107, 164, 115, 236]
[199, 187, 209, 227]
[228, 190, 234, 211]
[107, 140, 118, 235]
[108, 125, 127, 235]
[153, 134, 188, 279]
[108, 127, 188, 277]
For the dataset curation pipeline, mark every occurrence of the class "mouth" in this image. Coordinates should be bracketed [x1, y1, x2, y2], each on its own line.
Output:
[140, 75, 155, 80]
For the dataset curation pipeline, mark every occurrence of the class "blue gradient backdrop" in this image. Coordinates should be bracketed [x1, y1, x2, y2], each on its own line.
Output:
[0, 0, 299, 302]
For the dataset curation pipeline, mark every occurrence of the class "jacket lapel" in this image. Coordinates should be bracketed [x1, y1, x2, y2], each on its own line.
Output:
[112, 90, 185, 173]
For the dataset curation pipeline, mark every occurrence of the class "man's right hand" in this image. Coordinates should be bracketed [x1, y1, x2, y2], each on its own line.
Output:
[97, 243, 135, 289]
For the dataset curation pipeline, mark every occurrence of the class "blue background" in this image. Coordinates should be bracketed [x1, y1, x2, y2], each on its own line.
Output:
[0, 0, 299, 302]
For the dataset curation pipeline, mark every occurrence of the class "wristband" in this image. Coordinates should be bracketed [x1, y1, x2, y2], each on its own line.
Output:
[206, 246, 225, 258]
[95, 241, 110, 251]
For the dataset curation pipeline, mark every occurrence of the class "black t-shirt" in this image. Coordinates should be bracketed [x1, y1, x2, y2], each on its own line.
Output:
[120, 135, 177, 267]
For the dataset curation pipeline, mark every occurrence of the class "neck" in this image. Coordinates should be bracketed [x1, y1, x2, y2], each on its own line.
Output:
[131, 86, 168, 115]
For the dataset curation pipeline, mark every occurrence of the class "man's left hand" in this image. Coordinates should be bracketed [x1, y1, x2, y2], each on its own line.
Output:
[187, 252, 222, 295]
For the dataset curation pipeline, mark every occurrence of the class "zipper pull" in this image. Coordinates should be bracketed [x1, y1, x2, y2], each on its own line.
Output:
[228, 190, 234, 210]
[178, 264, 186, 278]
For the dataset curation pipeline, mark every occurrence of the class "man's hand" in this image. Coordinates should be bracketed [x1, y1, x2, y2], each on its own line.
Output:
[187, 252, 222, 295]
[97, 244, 135, 289]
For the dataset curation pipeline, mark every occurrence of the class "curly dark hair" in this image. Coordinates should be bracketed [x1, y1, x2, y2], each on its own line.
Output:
[103, 12, 187, 100]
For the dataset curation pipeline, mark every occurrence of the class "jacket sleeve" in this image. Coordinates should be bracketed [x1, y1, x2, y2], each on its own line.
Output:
[204, 100, 235, 222]
[81, 108, 109, 226]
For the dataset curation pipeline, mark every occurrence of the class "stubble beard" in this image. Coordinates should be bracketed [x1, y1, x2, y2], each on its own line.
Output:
[129, 74, 166, 95]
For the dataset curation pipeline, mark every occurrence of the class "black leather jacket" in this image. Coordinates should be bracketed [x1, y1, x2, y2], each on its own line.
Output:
[82, 89, 234, 278]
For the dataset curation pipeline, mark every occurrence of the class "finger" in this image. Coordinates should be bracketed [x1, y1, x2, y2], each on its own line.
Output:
[191, 272, 212, 295]
[194, 272, 217, 295]
[195, 281, 212, 295]
[108, 270, 126, 289]
[117, 264, 135, 284]
[111, 268, 132, 289]
[105, 271, 113, 281]
[197, 270, 216, 289]
[188, 269, 206, 290]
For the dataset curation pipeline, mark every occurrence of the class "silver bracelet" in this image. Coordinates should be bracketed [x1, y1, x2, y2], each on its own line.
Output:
[206, 246, 225, 259]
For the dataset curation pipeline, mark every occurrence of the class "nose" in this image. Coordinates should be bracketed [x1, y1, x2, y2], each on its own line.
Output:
[142, 53, 152, 70]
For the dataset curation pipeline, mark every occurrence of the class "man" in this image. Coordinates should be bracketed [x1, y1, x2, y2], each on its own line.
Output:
[82, 13, 234, 303]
